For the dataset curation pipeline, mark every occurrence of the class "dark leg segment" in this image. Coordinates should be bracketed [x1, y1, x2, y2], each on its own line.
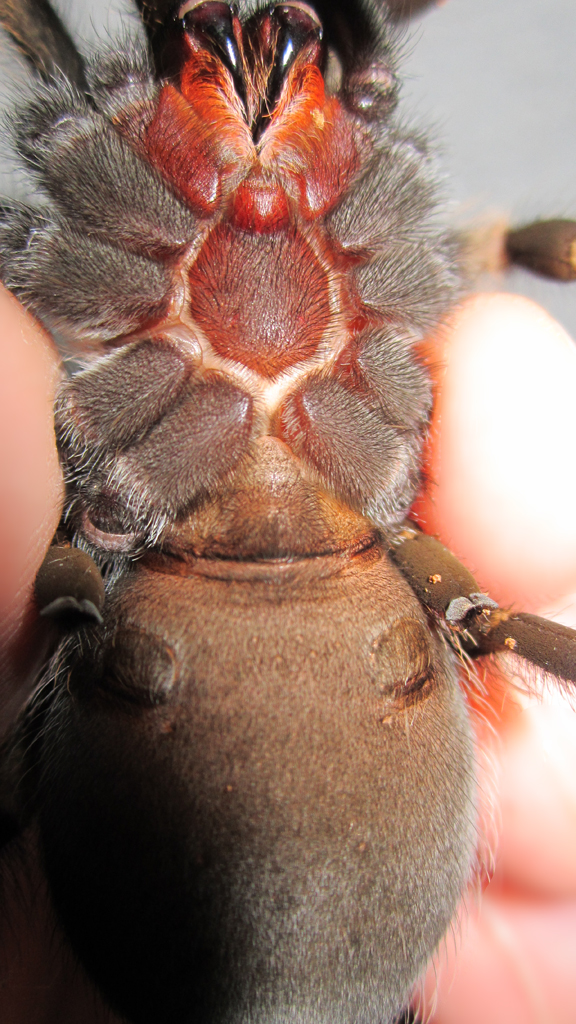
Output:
[0, 0, 87, 90]
[506, 219, 576, 282]
[389, 524, 496, 623]
[35, 546, 105, 627]
[470, 611, 576, 685]
[390, 523, 576, 686]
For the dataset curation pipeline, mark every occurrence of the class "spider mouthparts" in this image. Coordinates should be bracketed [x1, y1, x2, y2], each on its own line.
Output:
[177, 1, 324, 133]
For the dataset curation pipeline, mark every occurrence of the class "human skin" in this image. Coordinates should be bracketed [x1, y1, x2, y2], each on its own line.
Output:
[417, 293, 576, 1024]
[1, 285, 575, 1021]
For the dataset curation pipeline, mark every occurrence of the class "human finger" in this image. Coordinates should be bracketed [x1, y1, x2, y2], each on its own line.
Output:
[0, 285, 63, 726]
[416, 293, 576, 1023]
[415, 292, 576, 610]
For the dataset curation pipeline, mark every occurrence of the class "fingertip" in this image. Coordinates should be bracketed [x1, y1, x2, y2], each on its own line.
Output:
[423, 894, 576, 1024]
[416, 293, 576, 610]
[0, 286, 63, 673]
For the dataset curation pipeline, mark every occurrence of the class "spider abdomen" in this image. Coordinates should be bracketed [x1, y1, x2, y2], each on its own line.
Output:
[36, 543, 476, 1024]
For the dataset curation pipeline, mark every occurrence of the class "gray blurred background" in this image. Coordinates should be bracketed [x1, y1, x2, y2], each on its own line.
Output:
[0, 0, 574, 336]
[401, 0, 576, 339]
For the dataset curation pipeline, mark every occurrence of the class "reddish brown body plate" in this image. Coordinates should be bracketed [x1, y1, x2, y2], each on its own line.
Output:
[110, 39, 390, 507]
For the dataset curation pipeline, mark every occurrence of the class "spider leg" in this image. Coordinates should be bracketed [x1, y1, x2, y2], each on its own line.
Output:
[0, 544, 104, 856]
[35, 546, 105, 628]
[391, 522, 576, 686]
[468, 608, 576, 683]
[505, 219, 576, 282]
[462, 217, 576, 282]
[390, 523, 496, 623]
[0, 0, 87, 90]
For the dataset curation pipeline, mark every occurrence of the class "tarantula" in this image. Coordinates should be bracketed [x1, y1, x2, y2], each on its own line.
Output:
[0, 0, 574, 1022]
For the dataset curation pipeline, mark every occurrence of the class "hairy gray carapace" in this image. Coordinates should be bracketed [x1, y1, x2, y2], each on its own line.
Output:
[0, 1, 575, 1023]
